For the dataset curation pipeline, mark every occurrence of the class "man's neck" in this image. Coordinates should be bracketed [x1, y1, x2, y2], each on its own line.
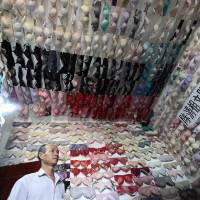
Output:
[41, 164, 55, 179]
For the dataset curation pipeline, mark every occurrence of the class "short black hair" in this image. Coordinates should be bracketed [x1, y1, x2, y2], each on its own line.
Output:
[38, 144, 47, 161]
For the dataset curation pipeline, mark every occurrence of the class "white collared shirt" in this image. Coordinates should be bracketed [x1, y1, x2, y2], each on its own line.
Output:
[8, 168, 65, 200]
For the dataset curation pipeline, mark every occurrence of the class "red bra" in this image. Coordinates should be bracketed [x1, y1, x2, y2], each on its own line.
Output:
[110, 157, 128, 165]
[89, 147, 107, 154]
[114, 174, 134, 185]
[70, 149, 89, 157]
[91, 162, 111, 171]
[71, 168, 93, 176]
[71, 160, 91, 168]
[131, 167, 151, 177]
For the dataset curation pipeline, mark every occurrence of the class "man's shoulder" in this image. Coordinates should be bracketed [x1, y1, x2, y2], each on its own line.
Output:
[17, 171, 38, 183]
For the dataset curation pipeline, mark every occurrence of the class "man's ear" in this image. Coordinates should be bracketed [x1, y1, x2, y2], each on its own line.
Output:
[39, 152, 45, 160]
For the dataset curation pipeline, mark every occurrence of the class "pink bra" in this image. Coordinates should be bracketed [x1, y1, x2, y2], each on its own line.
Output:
[96, 192, 119, 200]
[70, 187, 96, 199]
[111, 166, 131, 173]
[110, 157, 128, 165]
[89, 153, 109, 162]
[71, 176, 93, 186]
[92, 172, 114, 180]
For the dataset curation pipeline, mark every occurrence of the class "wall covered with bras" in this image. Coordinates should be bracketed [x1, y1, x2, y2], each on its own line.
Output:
[0, 0, 200, 122]
[151, 26, 200, 188]
[0, 0, 200, 197]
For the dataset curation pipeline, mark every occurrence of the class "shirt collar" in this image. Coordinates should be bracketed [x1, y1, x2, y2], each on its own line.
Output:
[37, 168, 62, 184]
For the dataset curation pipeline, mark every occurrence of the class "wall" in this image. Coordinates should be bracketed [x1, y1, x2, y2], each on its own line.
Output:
[151, 26, 200, 188]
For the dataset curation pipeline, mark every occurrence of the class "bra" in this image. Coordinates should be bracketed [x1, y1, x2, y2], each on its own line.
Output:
[110, 157, 128, 165]
[128, 160, 147, 167]
[70, 149, 89, 157]
[116, 185, 139, 195]
[133, 175, 154, 186]
[69, 143, 88, 150]
[93, 181, 114, 192]
[71, 176, 93, 186]
[71, 160, 91, 168]
[71, 168, 93, 176]
[107, 148, 125, 155]
[96, 192, 119, 200]
[131, 167, 151, 177]
[89, 146, 107, 154]
[70, 187, 96, 199]
[106, 143, 123, 149]
[111, 166, 131, 173]
[114, 174, 134, 185]
[89, 153, 109, 162]
[91, 162, 111, 171]
[92, 172, 114, 180]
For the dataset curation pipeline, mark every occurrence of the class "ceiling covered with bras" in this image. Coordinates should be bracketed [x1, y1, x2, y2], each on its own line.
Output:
[0, 0, 200, 121]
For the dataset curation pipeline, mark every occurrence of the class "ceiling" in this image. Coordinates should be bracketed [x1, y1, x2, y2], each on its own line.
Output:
[0, 0, 200, 121]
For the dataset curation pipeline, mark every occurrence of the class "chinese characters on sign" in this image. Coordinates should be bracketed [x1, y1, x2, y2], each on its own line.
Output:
[178, 83, 200, 127]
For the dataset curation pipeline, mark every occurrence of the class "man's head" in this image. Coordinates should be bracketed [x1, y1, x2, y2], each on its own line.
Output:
[38, 144, 59, 166]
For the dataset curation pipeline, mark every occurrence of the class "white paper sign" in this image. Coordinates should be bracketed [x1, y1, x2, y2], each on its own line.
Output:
[178, 83, 200, 127]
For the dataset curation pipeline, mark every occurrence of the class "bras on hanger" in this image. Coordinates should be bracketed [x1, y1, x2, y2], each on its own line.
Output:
[71, 168, 93, 176]
[71, 176, 93, 186]
[71, 159, 91, 168]
[70, 187, 96, 199]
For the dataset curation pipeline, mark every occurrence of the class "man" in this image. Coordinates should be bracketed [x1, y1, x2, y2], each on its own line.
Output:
[8, 144, 65, 200]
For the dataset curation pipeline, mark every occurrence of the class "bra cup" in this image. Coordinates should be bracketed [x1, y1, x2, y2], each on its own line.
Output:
[1, 0, 13, 10]
[102, 46, 107, 51]
[93, 44, 99, 50]
[55, 39, 62, 47]
[3, 28, 13, 38]
[15, 31, 24, 39]
[116, 49, 123, 57]
[25, 33, 34, 42]
[27, 0, 36, 10]
[13, 22, 22, 31]
[44, 27, 51, 37]
[15, 0, 25, 9]
[55, 27, 64, 39]
[60, 0, 68, 7]
[92, 172, 103, 180]
[34, 26, 43, 35]
[45, 37, 52, 46]
[93, 35, 100, 43]
[72, 32, 81, 43]
[36, 5, 45, 16]
[81, 5, 89, 14]
[63, 31, 71, 41]
[112, 12, 118, 21]
[75, 43, 82, 52]
[85, 46, 91, 54]
[36, 36, 44, 45]
[60, 7, 68, 15]
[65, 42, 72, 48]
[85, 35, 92, 44]
[50, 0, 57, 5]
[120, 38, 128, 47]
[102, 35, 109, 43]
[70, 188, 82, 199]
[49, 7, 57, 17]
[23, 16, 34, 32]
[1, 15, 11, 28]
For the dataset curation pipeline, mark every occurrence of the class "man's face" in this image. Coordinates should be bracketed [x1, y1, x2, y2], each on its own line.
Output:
[41, 144, 59, 166]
